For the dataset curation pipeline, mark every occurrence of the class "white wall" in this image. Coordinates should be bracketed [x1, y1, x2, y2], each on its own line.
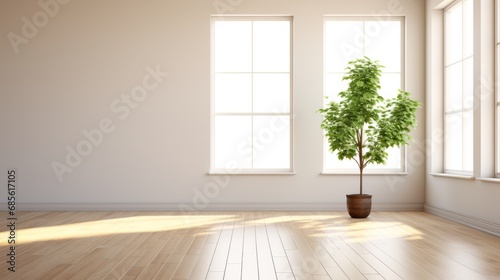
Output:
[426, 0, 500, 233]
[0, 0, 425, 210]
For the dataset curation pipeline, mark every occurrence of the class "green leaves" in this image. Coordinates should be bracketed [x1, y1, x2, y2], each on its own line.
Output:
[319, 57, 421, 171]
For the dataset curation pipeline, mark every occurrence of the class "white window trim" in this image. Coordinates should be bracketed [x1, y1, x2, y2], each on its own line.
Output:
[321, 15, 407, 175]
[209, 15, 294, 175]
[496, 0, 500, 177]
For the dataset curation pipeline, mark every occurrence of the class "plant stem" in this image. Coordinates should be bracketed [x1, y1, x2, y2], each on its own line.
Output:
[358, 128, 363, 195]
[360, 165, 363, 195]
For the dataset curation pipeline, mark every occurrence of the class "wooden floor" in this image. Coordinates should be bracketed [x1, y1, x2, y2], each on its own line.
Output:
[1, 211, 500, 279]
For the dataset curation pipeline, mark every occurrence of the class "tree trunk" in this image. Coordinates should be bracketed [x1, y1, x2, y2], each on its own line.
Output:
[358, 129, 364, 195]
[359, 167, 363, 195]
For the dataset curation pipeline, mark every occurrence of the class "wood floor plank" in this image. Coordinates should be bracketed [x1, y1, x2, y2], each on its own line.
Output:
[206, 271, 224, 280]
[276, 272, 295, 280]
[312, 275, 331, 280]
[319, 242, 367, 279]
[286, 212, 329, 276]
[224, 263, 242, 280]
[273, 212, 296, 244]
[255, 212, 277, 280]
[340, 249, 377, 275]
[188, 217, 225, 280]
[243, 212, 257, 254]
[265, 212, 287, 257]
[364, 275, 385, 280]
[171, 254, 199, 280]
[273, 256, 292, 273]
[324, 266, 349, 280]
[227, 212, 245, 265]
[153, 226, 205, 279]
[285, 249, 314, 279]
[241, 212, 259, 280]
[136, 232, 184, 279]
[121, 230, 177, 279]
[209, 214, 235, 272]
[359, 253, 402, 280]
[361, 242, 438, 280]
[188, 243, 218, 280]
[241, 253, 259, 280]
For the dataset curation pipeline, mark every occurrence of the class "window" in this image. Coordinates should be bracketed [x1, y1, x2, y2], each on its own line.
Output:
[210, 16, 293, 174]
[444, 0, 473, 175]
[323, 17, 405, 173]
[497, 0, 500, 175]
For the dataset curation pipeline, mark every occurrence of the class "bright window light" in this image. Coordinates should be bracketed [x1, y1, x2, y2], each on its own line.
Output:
[211, 17, 293, 173]
[323, 17, 405, 173]
[444, 0, 474, 174]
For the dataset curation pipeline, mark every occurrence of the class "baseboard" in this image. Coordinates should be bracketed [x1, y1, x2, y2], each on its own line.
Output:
[424, 204, 500, 237]
[0, 202, 423, 212]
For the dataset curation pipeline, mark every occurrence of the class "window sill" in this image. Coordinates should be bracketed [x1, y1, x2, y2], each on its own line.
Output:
[430, 173, 475, 180]
[321, 172, 408, 176]
[208, 171, 295, 175]
[477, 178, 500, 183]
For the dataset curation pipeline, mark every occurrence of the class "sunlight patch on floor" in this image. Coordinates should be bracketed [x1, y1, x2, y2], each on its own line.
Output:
[0, 215, 234, 245]
[253, 214, 342, 225]
[332, 221, 423, 242]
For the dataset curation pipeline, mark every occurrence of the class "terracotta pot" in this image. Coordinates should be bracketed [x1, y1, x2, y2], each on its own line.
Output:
[346, 194, 372, 218]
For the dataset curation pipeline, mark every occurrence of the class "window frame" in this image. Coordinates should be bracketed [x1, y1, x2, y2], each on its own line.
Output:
[209, 15, 294, 175]
[496, 0, 500, 177]
[322, 15, 407, 175]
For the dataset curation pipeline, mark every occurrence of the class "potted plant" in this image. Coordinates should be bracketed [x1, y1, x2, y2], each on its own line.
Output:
[318, 57, 420, 218]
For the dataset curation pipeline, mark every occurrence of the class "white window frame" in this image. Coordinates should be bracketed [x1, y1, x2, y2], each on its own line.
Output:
[210, 15, 294, 175]
[496, 0, 500, 177]
[322, 16, 407, 175]
[443, 0, 474, 176]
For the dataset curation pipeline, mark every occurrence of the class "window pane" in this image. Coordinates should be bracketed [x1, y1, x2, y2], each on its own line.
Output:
[215, 74, 252, 113]
[463, 58, 473, 109]
[463, 0, 473, 58]
[498, 105, 500, 174]
[364, 21, 401, 72]
[497, 0, 500, 41]
[498, 45, 500, 102]
[379, 73, 401, 99]
[324, 146, 359, 170]
[324, 73, 347, 103]
[253, 21, 290, 72]
[253, 116, 290, 169]
[463, 110, 473, 172]
[368, 146, 401, 170]
[324, 145, 401, 170]
[445, 3, 463, 64]
[214, 116, 252, 169]
[445, 113, 463, 171]
[253, 73, 290, 113]
[324, 21, 364, 72]
[214, 21, 252, 72]
[445, 62, 463, 112]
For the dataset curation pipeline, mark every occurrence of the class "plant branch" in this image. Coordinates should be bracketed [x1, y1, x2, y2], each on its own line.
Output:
[353, 158, 360, 169]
